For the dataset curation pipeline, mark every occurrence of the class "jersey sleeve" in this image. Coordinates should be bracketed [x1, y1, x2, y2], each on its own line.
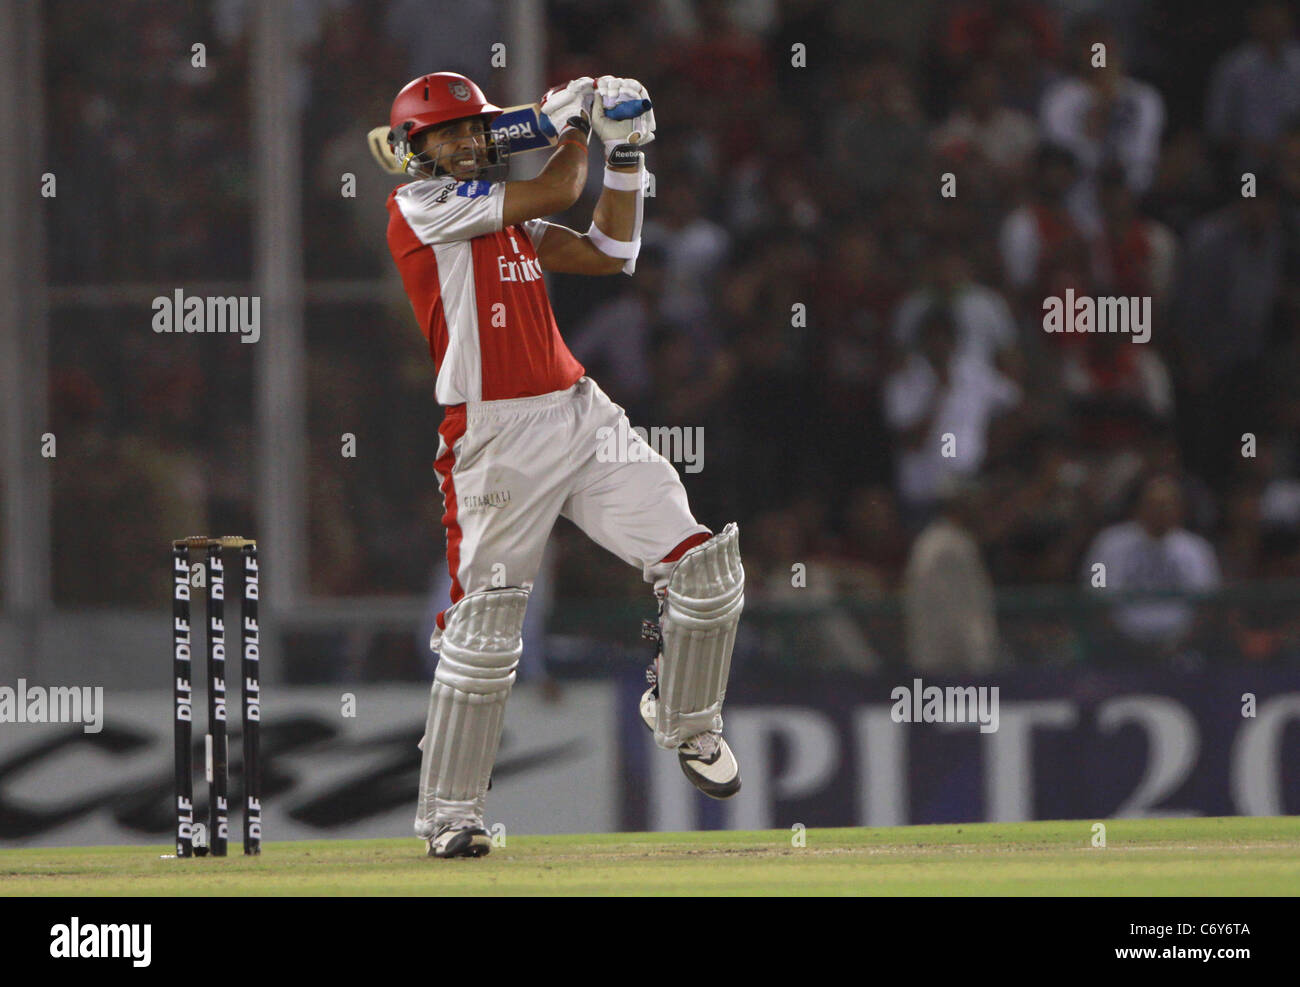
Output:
[393, 178, 505, 245]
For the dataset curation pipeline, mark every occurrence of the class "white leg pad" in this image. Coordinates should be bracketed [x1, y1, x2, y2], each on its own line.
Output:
[414, 588, 527, 835]
[655, 523, 744, 749]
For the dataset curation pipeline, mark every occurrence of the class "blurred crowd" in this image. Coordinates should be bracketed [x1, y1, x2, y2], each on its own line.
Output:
[40, 0, 1300, 671]
[544, 0, 1300, 669]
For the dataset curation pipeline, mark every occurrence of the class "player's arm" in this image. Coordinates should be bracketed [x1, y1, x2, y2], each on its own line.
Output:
[533, 158, 639, 275]
[501, 132, 589, 227]
[502, 79, 593, 227]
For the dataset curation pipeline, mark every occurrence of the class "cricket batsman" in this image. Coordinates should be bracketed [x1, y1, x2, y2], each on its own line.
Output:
[383, 72, 744, 858]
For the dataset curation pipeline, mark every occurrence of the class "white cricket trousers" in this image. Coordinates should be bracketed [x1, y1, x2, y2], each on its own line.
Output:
[431, 376, 708, 635]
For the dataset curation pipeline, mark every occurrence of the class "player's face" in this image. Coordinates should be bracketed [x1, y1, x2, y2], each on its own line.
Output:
[422, 117, 488, 180]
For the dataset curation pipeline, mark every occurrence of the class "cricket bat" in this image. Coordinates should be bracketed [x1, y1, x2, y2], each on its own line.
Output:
[367, 99, 651, 175]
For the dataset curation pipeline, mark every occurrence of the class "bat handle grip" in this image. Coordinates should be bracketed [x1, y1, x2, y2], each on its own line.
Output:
[606, 98, 652, 121]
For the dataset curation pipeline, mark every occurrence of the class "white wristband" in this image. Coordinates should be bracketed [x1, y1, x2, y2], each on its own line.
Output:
[587, 221, 640, 260]
[603, 166, 643, 191]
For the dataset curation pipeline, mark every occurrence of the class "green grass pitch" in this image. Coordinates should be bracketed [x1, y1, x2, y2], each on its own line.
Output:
[3, 817, 1298, 895]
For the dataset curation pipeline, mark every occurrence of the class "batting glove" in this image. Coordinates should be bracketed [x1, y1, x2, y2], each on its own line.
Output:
[540, 77, 595, 137]
[592, 75, 655, 157]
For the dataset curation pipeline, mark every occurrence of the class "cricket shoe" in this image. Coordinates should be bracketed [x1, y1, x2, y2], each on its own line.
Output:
[426, 822, 492, 859]
[677, 730, 742, 799]
[639, 686, 742, 800]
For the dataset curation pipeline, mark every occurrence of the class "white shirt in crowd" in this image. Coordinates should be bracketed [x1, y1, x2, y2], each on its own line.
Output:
[1082, 520, 1221, 645]
[884, 353, 1021, 508]
[931, 106, 1040, 175]
[904, 517, 998, 673]
[1039, 75, 1165, 236]
[892, 285, 1018, 368]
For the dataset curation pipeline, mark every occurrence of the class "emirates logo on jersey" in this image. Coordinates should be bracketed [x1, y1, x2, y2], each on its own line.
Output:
[497, 253, 544, 283]
[449, 81, 471, 101]
[498, 231, 543, 283]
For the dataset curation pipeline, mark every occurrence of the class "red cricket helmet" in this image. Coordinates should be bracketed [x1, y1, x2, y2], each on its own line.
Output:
[387, 73, 504, 179]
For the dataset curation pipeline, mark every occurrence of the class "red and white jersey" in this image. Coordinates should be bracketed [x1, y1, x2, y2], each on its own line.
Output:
[386, 177, 584, 404]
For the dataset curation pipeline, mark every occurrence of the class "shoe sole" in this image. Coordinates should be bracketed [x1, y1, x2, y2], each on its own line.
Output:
[428, 830, 492, 859]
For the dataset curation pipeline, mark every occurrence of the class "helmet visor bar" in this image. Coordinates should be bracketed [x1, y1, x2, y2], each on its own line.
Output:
[399, 117, 510, 180]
